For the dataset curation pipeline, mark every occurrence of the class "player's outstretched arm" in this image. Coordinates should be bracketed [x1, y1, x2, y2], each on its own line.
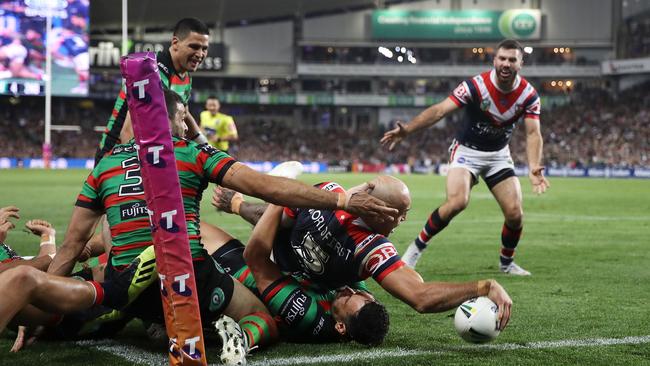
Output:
[379, 266, 512, 330]
[524, 118, 550, 194]
[48, 207, 101, 276]
[221, 163, 398, 222]
[380, 97, 459, 151]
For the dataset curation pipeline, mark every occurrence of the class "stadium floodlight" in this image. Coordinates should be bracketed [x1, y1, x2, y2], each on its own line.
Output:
[524, 46, 534, 54]
[378, 46, 394, 58]
[400, 47, 406, 54]
[566, 80, 573, 87]
[397, 55, 404, 62]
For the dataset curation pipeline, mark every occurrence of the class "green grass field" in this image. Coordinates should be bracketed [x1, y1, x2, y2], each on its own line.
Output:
[1, 170, 649, 365]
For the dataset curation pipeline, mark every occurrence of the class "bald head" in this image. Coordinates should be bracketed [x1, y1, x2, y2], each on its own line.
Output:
[356, 175, 411, 236]
[368, 175, 411, 211]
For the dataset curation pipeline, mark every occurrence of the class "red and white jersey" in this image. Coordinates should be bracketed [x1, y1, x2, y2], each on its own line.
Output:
[449, 70, 540, 151]
[273, 182, 405, 290]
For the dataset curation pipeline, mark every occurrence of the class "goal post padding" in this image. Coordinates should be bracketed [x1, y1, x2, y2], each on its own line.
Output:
[120, 52, 207, 366]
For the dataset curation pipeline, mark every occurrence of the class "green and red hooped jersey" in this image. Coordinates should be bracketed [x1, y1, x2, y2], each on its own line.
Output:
[234, 263, 369, 343]
[77, 138, 234, 267]
[98, 49, 192, 155]
[0, 243, 20, 264]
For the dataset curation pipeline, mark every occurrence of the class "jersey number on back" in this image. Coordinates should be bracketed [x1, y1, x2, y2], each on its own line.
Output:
[118, 156, 144, 196]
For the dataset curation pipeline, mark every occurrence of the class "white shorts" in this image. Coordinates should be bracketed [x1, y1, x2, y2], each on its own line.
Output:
[448, 140, 516, 188]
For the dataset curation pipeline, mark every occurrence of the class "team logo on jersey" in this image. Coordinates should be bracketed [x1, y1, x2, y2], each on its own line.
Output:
[119, 200, 148, 220]
[197, 143, 220, 156]
[514, 104, 524, 115]
[209, 287, 226, 312]
[480, 99, 491, 111]
[457, 156, 466, 164]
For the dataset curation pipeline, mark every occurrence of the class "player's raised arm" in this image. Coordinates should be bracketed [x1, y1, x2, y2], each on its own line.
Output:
[524, 117, 549, 194]
[380, 97, 459, 151]
[220, 162, 398, 221]
[378, 266, 512, 330]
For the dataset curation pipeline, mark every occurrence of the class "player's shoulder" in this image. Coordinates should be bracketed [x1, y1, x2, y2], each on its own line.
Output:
[155, 49, 173, 76]
[316, 181, 345, 194]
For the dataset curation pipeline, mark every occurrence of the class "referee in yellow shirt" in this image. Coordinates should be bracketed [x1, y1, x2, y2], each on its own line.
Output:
[200, 96, 238, 154]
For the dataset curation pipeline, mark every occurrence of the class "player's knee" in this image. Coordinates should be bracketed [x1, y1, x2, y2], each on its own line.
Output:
[4, 265, 42, 292]
[505, 208, 523, 227]
[446, 195, 469, 214]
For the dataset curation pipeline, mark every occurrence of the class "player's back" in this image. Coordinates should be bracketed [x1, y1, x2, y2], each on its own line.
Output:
[273, 182, 403, 290]
[79, 138, 235, 266]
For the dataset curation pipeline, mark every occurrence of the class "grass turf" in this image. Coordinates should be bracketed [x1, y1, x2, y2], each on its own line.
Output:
[0, 170, 649, 365]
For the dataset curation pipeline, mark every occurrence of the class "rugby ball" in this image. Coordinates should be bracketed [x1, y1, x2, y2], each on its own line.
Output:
[454, 297, 500, 343]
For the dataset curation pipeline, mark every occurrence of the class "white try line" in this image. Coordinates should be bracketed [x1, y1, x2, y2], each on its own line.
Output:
[248, 348, 436, 366]
[76, 335, 650, 366]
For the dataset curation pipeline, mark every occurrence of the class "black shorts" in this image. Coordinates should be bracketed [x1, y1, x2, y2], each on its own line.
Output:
[105, 249, 235, 325]
[211, 239, 247, 276]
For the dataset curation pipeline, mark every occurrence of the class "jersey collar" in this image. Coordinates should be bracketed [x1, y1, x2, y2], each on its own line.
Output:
[489, 69, 521, 93]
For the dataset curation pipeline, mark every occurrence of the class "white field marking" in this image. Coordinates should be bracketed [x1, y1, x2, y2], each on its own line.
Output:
[248, 348, 436, 366]
[77, 335, 650, 366]
[397, 213, 650, 227]
[456, 335, 650, 351]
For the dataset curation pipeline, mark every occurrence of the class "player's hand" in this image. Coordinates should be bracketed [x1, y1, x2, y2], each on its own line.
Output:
[344, 191, 398, 222]
[0, 205, 20, 225]
[211, 185, 243, 214]
[529, 166, 550, 194]
[0, 220, 15, 243]
[346, 181, 375, 196]
[380, 122, 409, 151]
[25, 219, 55, 237]
[486, 280, 512, 330]
[10, 325, 44, 352]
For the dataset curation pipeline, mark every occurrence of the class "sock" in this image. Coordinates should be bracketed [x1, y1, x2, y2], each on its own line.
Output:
[414, 208, 449, 250]
[500, 223, 522, 266]
[238, 311, 277, 350]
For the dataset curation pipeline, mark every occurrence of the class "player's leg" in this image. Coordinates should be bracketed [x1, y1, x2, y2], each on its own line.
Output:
[489, 174, 530, 275]
[200, 220, 238, 254]
[0, 266, 96, 332]
[195, 253, 277, 365]
[403, 167, 475, 268]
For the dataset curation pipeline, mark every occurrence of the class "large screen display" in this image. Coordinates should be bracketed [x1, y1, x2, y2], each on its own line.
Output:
[0, 0, 89, 96]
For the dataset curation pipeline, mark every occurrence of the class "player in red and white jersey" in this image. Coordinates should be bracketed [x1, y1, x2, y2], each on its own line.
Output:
[213, 176, 513, 329]
[381, 39, 550, 275]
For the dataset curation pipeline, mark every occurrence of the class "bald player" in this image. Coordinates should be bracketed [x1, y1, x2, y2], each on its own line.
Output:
[213, 176, 513, 329]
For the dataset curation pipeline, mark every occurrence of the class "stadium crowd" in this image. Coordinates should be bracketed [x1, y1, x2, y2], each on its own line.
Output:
[1, 83, 648, 169]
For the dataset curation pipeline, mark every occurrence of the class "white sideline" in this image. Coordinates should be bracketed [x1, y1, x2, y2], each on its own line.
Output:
[76, 335, 650, 366]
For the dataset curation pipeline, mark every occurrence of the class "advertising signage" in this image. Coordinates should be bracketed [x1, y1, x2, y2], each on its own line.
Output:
[372, 9, 541, 40]
[89, 40, 225, 71]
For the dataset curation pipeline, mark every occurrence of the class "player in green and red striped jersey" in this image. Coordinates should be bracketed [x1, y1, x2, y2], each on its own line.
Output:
[95, 17, 210, 165]
[0, 90, 397, 358]
[203, 221, 388, 345]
